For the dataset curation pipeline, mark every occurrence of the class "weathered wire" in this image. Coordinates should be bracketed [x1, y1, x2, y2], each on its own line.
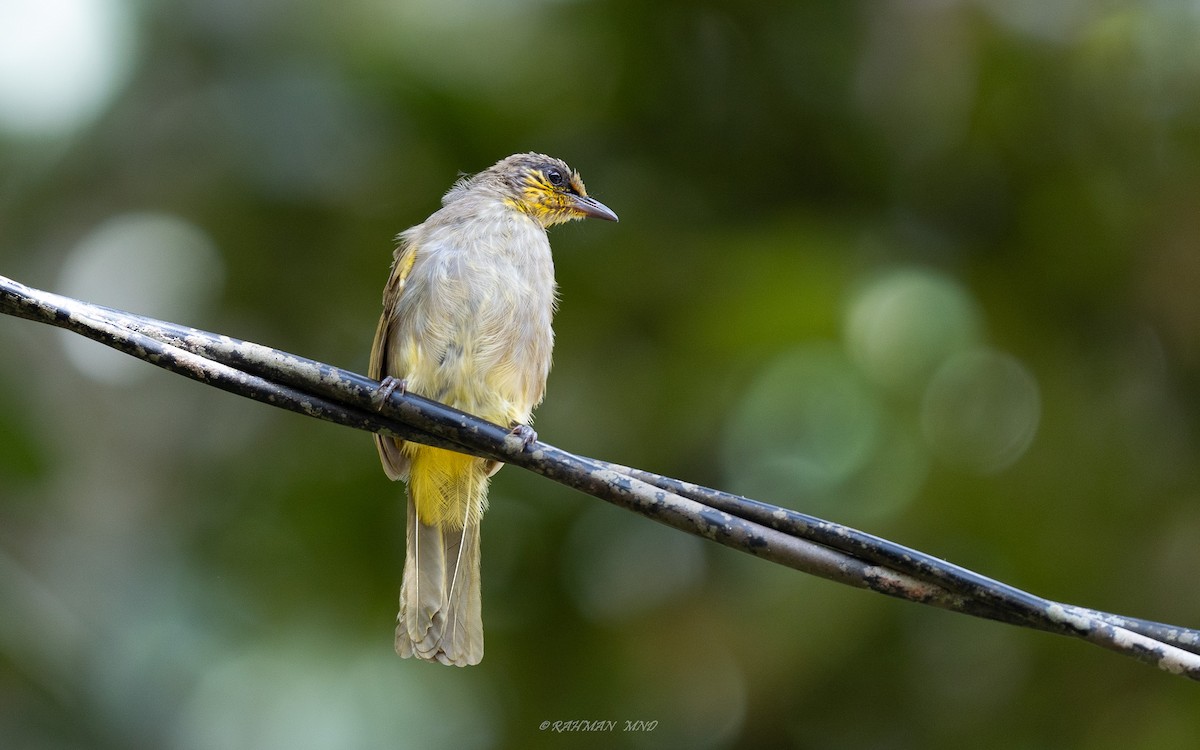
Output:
[1, 273, 1197, 679]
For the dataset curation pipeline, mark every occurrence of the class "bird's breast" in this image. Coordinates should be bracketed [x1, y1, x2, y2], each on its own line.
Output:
[389, 209, 557, 424]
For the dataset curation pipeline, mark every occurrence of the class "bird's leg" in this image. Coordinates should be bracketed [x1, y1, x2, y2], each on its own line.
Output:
[508, 423, 538, 450]
[372, 376, 408, 411]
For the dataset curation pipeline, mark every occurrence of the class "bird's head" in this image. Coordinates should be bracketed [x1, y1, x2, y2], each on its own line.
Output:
[470, 153, 619, 228]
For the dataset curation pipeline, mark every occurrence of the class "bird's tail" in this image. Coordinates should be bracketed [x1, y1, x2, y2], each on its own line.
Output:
[395, 445, 488, 666]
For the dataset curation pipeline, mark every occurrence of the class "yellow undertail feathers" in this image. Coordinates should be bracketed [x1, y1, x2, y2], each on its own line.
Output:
[396, 446, 487, 666]
[405, 444, 489, 528]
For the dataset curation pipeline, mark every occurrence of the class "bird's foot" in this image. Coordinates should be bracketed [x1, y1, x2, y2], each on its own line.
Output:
[372, 376, 408, 411]
[508, 423, 538, 451]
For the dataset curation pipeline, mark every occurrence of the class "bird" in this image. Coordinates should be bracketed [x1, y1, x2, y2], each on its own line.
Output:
[369, 153, 618, 666]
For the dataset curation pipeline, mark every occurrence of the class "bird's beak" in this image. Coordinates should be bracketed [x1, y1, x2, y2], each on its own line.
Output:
[571, 194, 619, 222]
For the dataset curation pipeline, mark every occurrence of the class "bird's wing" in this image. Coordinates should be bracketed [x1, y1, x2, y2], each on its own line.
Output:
[370, 238, 420, 480]
[369, 238, 419, 380]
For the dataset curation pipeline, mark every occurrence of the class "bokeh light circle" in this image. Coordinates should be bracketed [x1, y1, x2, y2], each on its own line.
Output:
[722, 345, 882, 506]
[845, 267, 983, 395]
[0, 0, 135, 136]
[921, 348, 1041, 473]
[56, 213, 224, 384]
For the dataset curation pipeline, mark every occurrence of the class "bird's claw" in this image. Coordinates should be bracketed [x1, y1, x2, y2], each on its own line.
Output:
[508, 424, 538, 450]
[373, 376, 408, 411]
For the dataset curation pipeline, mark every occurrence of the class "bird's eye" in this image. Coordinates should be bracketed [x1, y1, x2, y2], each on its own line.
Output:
[545, 168, 565, 187]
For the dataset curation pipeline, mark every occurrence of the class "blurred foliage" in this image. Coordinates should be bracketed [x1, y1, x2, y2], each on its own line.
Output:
[3, 0, 1200, 748]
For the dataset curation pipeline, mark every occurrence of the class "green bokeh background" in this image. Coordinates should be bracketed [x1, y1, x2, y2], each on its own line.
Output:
[2, 1, 1199, 748]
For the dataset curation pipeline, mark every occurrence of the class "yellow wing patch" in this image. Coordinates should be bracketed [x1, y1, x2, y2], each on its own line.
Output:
[370, 239, 421, 481]
[369, 240, 419, 380]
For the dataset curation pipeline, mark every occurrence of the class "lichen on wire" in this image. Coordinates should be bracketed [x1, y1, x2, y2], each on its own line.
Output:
[1, 273, 1198, 680]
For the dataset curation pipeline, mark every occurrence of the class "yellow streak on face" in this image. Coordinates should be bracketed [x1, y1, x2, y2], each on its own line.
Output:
[510, 169, 588, 227]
